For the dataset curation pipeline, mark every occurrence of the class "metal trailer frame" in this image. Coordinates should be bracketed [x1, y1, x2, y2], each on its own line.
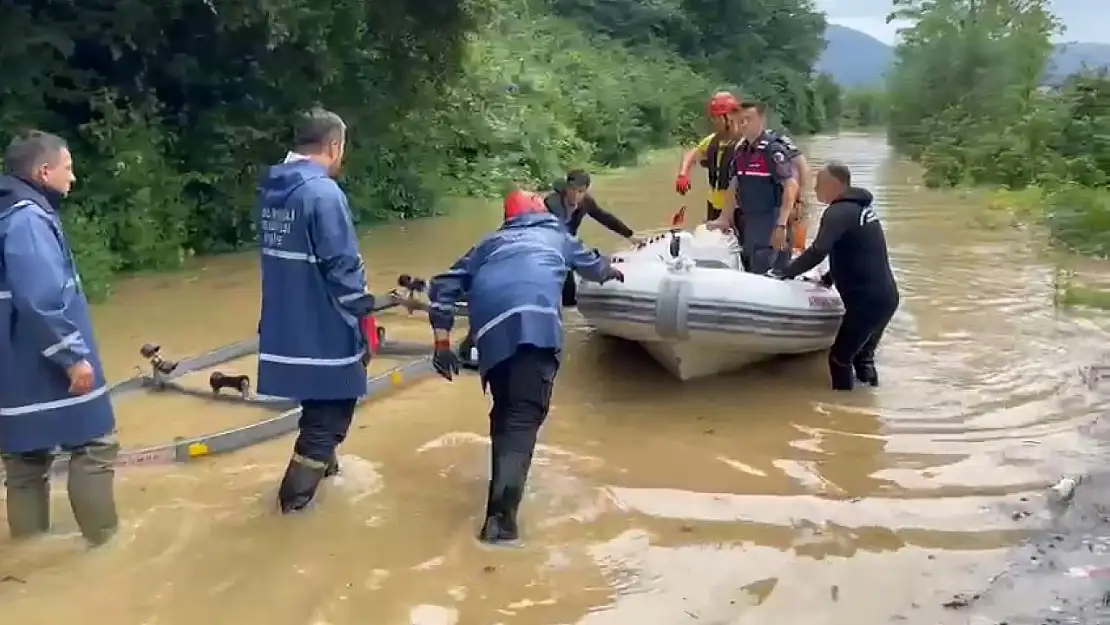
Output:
[9, 338, 439, 476]
[0, 289, 470, 476]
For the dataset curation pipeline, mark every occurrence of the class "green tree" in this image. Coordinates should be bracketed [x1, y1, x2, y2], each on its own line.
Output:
[885, 0, 1110, 303]
[841, 89, 886, 127]
[0, 0, 831, 300]
[554, 0, 833, 133]
[814, 74, 843, 129]
[886, 0, 1058, 167]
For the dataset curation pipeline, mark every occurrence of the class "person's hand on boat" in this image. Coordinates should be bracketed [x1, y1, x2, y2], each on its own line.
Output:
[627, 234, 646, 248]
[675, 175, 691, 195]
[819, 272, 833, 288]
[765, 269, 788, 281]
[67, 359, 95, 395]
[602, 267, 625, 283]
[432, 339, 460, 381]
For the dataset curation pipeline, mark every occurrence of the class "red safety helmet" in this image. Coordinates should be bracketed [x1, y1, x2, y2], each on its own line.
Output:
[707, 92, 740, 117]
[503, 190, 547, 220]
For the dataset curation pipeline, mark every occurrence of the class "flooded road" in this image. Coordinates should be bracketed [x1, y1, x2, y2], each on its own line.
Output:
[3, 133, 1109, 624]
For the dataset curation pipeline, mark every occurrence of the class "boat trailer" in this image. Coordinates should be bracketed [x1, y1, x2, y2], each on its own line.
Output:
[23, 278, 469, 475]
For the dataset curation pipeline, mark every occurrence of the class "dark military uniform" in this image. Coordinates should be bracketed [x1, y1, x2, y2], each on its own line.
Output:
[731, 132, 796, 273]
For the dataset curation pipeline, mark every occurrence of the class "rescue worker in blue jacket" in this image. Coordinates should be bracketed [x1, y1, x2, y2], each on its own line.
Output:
[257, 108, 377, 513]
[544, 170, 642, 306]
[0, 130, 118, 545]
[772, 162, 900, 391]
[426, 190, 624, 543]
[707, 101, 801, 274]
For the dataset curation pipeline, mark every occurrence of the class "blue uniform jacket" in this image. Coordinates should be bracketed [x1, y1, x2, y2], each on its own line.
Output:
[256, 157, 375, 401]
[427, 213, 613, 379]
[0, 176, 115, 454]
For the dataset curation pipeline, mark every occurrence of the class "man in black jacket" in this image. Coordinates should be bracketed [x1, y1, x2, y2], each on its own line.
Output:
[544, 170, 642, 305]
[772, 162, 899, 391]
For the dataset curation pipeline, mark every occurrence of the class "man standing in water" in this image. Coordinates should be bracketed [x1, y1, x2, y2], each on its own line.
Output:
[708, 101, 800, 273]
[0, 130, 118, 545]
[544, 170, 641, 306]
[772, 162, 899, 390]
[426, 190, 623, 543]
[257, 108, 377, 513]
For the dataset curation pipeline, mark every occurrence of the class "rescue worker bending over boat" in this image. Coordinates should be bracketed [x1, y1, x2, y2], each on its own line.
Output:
[771, 161, 900, 391]
[0, 130, 119, 546]
[426, 190, 624, 543]
[675, 91, 743, 221]
[544, 170, 641, 306]
[256, 108, 377, 513]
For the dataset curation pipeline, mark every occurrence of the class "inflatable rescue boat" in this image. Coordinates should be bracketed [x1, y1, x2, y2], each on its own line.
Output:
[576, 225, 844, 381]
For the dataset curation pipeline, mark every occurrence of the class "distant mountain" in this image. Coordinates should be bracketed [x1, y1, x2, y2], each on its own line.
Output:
[816, 25, 895, 89]
[1049, 42, 1110, 81]
[817, 25, 1110, 89]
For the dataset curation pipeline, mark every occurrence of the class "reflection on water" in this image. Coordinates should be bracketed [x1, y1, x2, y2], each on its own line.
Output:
[2, 134, 1109, 624]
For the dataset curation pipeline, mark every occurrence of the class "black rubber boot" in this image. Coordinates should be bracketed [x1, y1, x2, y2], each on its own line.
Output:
[829, 355, 855, 391]
[277, 457, 327, 514]
[479, 437, 503, 542]
[853, 360, 879, 387]
[479, 449, 532, 544]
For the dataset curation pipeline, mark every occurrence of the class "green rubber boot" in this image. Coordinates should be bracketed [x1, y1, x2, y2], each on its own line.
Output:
[66, 438, 119, 547]
[2, 450, 53, 539]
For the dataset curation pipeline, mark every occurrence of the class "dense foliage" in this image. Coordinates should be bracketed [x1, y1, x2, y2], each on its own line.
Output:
[841, 89, 886, 127]
[1, 0, 837, 300]
[885, 0, 1110, 260]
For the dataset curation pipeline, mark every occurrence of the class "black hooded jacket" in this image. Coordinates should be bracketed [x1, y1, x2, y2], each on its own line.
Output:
[543, 180, 634, 238]
[781, 186, 898, 303]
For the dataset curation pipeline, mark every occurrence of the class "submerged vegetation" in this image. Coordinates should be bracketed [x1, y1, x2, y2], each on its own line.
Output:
[883, 0, 1110, 308]
[1, 0, 840, 300]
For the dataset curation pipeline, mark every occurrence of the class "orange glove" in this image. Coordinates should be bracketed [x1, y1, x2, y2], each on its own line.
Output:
[675, 175, 691, 195]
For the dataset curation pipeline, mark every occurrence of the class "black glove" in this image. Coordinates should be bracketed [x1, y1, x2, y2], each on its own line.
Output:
[603, 267, 625, 283]
[819, 272, 833, 288]
[765, 269, 788, 280]
[432, 341, 460, 381]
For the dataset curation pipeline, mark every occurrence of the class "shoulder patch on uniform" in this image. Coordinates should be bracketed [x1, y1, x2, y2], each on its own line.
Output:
[772, 151, 786, 163]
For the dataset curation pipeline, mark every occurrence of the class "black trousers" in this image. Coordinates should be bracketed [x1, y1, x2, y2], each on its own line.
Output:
[294, 398, 357, 464]
[487, 346, 559, 455]
[829, 294, 899, 370]
[562, 273, 577, 307]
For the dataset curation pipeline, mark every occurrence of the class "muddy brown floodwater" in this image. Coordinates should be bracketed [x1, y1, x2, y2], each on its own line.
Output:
[2, 133, 1110, 625]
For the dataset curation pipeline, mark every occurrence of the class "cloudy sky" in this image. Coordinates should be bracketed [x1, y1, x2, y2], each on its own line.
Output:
[817, 0, 1107, 44]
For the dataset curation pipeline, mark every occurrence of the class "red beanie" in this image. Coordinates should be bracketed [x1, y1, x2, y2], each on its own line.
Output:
[503, 190, 546, 220]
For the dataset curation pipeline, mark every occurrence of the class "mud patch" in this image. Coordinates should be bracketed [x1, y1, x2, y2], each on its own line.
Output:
[943, 472, 1110, 624]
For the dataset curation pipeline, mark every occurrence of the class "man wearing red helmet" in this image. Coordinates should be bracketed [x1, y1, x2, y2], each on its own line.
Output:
[675, 91, 743, 221]
[426, 189, 624, 544]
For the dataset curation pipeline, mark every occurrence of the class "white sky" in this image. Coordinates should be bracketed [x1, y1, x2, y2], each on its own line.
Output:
[817, 0, 1108, 44]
